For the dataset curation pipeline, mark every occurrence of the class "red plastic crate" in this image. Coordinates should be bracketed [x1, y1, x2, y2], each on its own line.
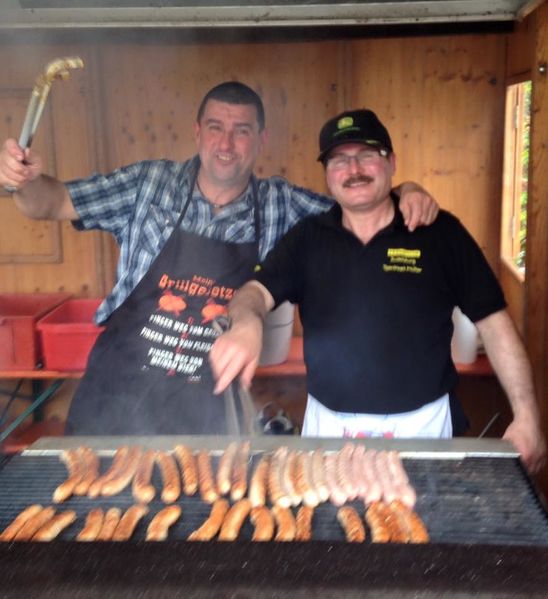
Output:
[37, 299, 105, 371]
[0, 293, 72, 371]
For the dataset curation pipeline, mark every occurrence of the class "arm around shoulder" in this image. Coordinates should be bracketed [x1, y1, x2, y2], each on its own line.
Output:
[394, 181, 439, 231]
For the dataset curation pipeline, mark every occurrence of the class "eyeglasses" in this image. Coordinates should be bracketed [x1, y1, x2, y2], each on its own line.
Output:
[326, 147, 389, 171]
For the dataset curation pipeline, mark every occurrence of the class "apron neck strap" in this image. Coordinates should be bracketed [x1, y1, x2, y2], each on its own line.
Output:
[177, 157, 261, 250]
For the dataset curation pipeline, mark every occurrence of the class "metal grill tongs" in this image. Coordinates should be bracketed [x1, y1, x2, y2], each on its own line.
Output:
[4, 56, 84, 193]
[212, 316, 261, 437]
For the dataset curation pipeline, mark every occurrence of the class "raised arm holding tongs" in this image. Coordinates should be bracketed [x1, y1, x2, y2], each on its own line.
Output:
[4, 56, 83, 193]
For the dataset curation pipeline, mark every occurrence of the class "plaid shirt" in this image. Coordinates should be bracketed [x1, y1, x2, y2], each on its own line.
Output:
[68, 156, 333, 323]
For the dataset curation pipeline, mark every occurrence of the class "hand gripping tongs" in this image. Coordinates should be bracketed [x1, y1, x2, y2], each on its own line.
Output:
[212, 316, 261, 437]
[4, 56, 84, 193]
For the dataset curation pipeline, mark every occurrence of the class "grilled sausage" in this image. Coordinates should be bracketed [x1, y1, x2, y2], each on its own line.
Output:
[88, 446, 129, 498]
[76, 507, 104, 542]
[197, 450, 218, 504]
[0, 504, 43, 542]
[382, 500, 408, 543]
[362, 449, 383, 505]
[301, 452, 320, 508]
[33, 510, 76, 541]
[230, 441, 251, 502]
[374, 451, 398, 504]
[295, 505, 314, 541]
[156, 451, 181, 504]
[365, 501, 391, 543]
[351, 444, 367, 500]
[249, 454, 269, 508]
[387, 451, 417, 508]
[337, 443, 357, 501]
[282, 450, 301, 507]
[173, 444, 198, 496]
[101, 446, 143, 497]
[132, 449, 157, 504]
[112, 505, 149, 541]
[74, 447, 100, 496]
[250, 506, 275, 542]
[13, 506, 56, 541]
[218, 498, 251, 541]
[269, 446, 291, 507]
[53, 449, 86, 503]
[324, 453, 347, 506]
[187, 498, 229, 541]
[311, 449, 329, 504]
[268, 446, 290, 507]
[337, 506, 366, 543]
[216, 441, 238, 496]
[96, 507, 122, 541]
[390, 500, 429, 543]
[272, 505, 296, 542]
[146, 505, 182, 541]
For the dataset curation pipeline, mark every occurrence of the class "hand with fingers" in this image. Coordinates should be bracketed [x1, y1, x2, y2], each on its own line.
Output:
[210, 318, 263, 395]
[398, 181, 439, 232]
[503, 417, 547, 475]
[0, 138, 43, 193]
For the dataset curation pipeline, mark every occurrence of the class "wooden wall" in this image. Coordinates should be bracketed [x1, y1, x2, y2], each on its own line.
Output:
[0, 42, 110, 298]
[0, 31, 507, 297]
[348, 35, 506, 266]
[525, 2, 548, 494]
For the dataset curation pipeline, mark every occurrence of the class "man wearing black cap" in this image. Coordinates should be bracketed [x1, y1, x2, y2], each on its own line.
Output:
[210, 108, 546, 475]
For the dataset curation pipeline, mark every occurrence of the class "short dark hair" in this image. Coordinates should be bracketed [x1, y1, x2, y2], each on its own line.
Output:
[196, 81, 265, 131]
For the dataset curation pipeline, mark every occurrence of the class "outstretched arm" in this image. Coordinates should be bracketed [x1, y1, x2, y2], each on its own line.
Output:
[395, 181, 439, 232]
[476, 309, 546, 474]
[209, 281, 275, 394]
[0, 138, 78, 220]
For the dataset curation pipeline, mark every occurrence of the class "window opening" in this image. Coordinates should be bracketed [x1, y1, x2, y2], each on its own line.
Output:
[501, 80, 531, 273]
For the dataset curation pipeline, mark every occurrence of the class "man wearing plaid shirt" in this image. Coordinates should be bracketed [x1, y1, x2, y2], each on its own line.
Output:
[0, 81, 438, 434]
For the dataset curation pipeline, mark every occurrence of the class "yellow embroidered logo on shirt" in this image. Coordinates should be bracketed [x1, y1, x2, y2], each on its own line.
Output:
[387, 248, 421, 258]
[384, 248, 422, 273]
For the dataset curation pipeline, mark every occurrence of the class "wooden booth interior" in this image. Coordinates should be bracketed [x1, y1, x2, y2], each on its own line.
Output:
[0, 5, 547, 493]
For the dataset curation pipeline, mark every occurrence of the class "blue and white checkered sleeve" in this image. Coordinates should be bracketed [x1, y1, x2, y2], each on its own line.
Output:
[66, 162, 144, 237]
[285, 181, 333, 227]
[258, 177, 334, 259]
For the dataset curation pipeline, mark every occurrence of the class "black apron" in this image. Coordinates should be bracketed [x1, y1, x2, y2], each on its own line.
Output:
[66, 166, 260, 435]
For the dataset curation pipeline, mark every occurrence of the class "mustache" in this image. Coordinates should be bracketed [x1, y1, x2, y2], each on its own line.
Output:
[342, 175, 374, 188]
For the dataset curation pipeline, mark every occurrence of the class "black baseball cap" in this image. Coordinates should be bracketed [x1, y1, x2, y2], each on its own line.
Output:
[317, 109, 393, 163]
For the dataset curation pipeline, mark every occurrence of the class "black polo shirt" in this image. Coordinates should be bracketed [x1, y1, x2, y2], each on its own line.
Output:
[255, 197, 506, 414]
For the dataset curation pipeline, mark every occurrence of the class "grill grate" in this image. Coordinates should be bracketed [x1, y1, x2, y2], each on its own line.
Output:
[0, 453, 547, 545]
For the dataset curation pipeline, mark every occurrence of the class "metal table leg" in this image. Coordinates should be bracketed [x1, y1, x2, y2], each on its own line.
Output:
[0, 379, 65, 443]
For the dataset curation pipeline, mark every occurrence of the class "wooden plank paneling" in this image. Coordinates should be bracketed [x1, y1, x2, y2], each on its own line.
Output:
[347, 35, 506, 269]
[0, 43, 110, 297]
[499, 260, 525, 334]
[97, 40, 343, 194]
[0, 34, 510, 295]
[0, 92, 62, 264]
[506, 16, 535, 78]
[525, 2, 548, 492]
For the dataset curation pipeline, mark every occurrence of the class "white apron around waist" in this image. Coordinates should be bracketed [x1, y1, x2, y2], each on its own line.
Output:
[301, 393, 452, 439]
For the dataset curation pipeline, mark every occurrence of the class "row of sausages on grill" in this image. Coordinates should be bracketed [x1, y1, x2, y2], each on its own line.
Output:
[0, 503, 178, 542]
[50, 441, 418, 510]
[0, 498, 428, 543]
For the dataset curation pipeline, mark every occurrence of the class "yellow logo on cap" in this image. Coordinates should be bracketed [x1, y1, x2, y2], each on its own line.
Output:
[337, 116, 354, 130]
